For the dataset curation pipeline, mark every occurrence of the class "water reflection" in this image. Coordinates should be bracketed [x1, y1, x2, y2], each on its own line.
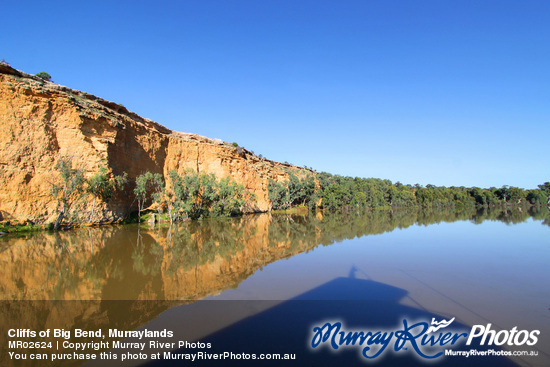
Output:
[0, 206, 548, 366]
[0, 206, 548, 302]
[143, 277, 518, 367]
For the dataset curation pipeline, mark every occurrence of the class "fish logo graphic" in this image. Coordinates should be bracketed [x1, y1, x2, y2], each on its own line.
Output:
[427, 317, 456, 333]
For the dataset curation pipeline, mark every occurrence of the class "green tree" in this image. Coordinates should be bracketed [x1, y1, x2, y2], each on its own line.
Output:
[167, 170, 192, 222]
[507, 186, 526, 204]
[150, 173, 165, 220]
[495, 186, 510, 203]
[210, 177, 246, 217]
[268, 171, 318, 210]
[50, 156, 86, 229]
[538, 182, 550, 193]
[526, 190, 547, 205]
[35, 71, 52, 81]
[134, 172, 155, 222]
[538, 182, 550, 205]
[87, 167, 127, 222]
[495, 186, 526, 204]
[197, 173, 219, 217]
[268, 179, 291, 210]
[167, 170, 251, 221]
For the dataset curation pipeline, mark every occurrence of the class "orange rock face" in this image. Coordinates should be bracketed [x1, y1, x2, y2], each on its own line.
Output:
[0, 65, 302, 223]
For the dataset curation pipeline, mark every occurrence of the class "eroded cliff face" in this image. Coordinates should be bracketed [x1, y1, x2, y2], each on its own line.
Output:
[0, 65, 302, 223]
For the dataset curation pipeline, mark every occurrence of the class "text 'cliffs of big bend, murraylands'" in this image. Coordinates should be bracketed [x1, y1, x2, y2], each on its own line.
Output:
[0, 64, 307, 224]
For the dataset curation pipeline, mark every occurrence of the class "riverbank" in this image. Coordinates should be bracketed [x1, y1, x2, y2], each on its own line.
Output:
[1, 203, 548, 236]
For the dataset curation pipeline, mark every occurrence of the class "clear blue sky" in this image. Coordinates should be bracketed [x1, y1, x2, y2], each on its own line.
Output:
[2, 1, 548, 189]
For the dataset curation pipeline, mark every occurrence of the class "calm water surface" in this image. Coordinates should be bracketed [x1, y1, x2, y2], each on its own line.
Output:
[1, 207, 548, 366]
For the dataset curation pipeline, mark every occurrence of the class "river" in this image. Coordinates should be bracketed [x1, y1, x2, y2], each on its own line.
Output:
[1, 207, 548, 366]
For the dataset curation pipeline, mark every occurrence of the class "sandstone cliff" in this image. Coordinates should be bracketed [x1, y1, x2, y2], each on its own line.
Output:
[0, 64, 305, 224]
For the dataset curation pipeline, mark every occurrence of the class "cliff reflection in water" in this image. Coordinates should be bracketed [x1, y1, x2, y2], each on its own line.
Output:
[1, 206, 548, 302]
[0, 206, 548, 366]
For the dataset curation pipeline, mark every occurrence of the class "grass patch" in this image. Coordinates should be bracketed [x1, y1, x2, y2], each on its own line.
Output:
[0, 222, 53, 234]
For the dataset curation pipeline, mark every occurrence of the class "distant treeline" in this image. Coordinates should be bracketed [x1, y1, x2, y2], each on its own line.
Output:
[269, 170, 550, 211]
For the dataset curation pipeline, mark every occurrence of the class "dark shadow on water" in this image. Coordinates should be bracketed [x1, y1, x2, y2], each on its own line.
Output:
[145, 274, 520, 367]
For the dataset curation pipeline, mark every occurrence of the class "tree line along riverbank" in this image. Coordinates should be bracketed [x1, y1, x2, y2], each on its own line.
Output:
[1, 157, 548, 234]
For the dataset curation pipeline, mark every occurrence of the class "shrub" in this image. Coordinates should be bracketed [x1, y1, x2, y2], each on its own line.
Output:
[167, 170, 251, 221]
[35, 71, 52, 81]
[50, 156, 86, 229]
[87, 167, 128, 221]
